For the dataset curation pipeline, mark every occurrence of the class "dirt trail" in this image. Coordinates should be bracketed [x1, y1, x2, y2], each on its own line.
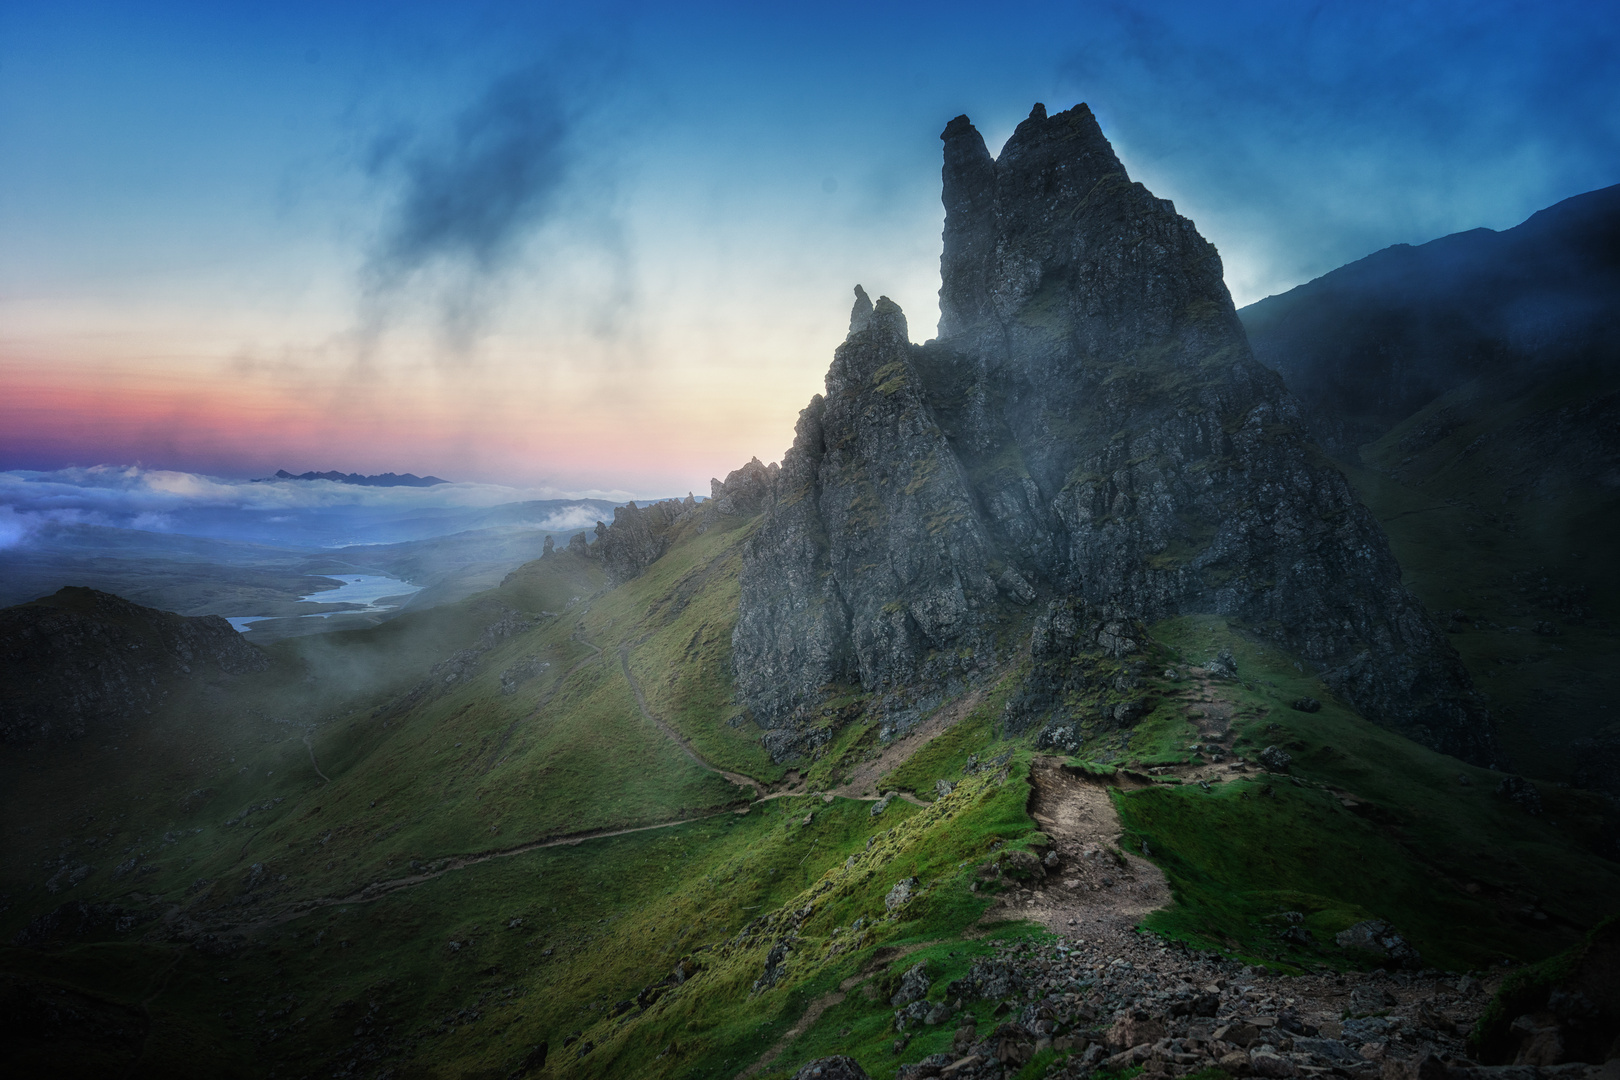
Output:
[827, 684, 992, 802]
[225, 641, 983, 936]
[736, 942, 937, 1080]
[984, 757, 1170, 949]
[302, 733, 330, 783]
[618, 643, 764, 799]
[221, 809, 744, 935]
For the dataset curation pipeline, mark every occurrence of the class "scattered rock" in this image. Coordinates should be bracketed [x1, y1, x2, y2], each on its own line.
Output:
[945, 958, 1023, 1002]
[753, 940, 792, 993]
[1107, 1012, 1165, 1049]
[1494, 775, 1544, 815]
[1208, 649, 1239, 680]
[891, 962, 932, 1008]
[1259, 746, 1293, 773]
[1249, 1046, 1298, 1078]
[1291, 697, 1322, 713]
[1338, 920, 1421, 969]
[885, 878, 918, 912]
[1381, 1050, 1449, 1080]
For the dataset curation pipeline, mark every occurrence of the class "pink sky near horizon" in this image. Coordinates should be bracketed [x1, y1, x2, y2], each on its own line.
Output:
[0, 348, 812, 495]
[8, 4, 1609, 501]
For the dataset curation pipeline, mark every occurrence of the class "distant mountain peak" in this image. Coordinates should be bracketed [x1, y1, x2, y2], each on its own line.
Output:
[260, 469, 449, 487]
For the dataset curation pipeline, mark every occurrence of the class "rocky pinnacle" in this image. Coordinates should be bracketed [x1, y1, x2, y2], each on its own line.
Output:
[730, 104, 1496, 766]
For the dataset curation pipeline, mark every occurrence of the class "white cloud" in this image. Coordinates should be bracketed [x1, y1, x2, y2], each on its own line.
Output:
[534, 504, 608, 532]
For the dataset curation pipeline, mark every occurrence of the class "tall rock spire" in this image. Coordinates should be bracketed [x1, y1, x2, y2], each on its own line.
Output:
[733, 104, 1496, 766]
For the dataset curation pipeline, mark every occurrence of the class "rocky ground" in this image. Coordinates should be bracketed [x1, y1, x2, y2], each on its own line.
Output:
[799, 919, 1617, 1080]
[790, 757, 1617, 1080]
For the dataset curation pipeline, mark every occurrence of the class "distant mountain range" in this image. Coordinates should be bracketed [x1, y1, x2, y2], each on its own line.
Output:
[258, 469, 450, 486]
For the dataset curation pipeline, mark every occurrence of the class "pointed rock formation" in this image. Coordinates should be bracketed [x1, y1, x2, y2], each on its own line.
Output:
[733, 292, 1032, 735]
[733, 104, 1495, 765]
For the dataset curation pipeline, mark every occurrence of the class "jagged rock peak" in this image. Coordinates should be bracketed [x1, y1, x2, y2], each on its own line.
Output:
[938, 100, 1221, 351]
[848, 284, 873, 336]
[732, 103, 1496, 767]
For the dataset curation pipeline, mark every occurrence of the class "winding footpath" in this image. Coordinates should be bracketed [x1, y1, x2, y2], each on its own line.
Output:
[210, 631, 949, 936]
[617, 642, 765, 799]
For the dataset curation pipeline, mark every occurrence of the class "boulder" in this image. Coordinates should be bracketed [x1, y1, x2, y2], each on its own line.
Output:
[1337, 920, 1421, 968]
[1494, 775, 1544, 816]
[793, 1057, 871, 1080]
[891, 962, 931, 1008]
[1259, 745, 1293, 772]
[1249, 1047, 1298, 1078]
[885, 878, 918, 912]
[999, 850, 1045, 883]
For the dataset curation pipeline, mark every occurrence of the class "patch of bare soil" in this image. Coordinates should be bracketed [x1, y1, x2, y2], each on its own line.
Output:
[984, 757, 1169, 950]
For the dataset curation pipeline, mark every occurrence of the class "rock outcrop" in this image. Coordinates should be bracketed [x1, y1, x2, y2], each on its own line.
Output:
[733, 103, 1495, 765]
[0, 587, 269, 743]
[732, 288, 1022, 731]
[595, 498, 694, 584]
[589, 459, 784, 586]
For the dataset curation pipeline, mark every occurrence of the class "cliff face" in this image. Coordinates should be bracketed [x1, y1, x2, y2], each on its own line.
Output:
[0, 587, 269, 743]
[734, 103, 1496, 765]
[732, 290, 1032, 732]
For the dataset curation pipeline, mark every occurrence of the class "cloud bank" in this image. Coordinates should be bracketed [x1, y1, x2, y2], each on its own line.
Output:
[0, 466, 639, 550]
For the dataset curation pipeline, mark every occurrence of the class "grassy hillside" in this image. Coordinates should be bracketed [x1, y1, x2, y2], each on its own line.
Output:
[2, 509, 1616, 1078]
[1335, 369, 1620, 782]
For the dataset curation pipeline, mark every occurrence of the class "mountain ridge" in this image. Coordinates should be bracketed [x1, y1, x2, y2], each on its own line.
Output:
[260, 469, 450, 487]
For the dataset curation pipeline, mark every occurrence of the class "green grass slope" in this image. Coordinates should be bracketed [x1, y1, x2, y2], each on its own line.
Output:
[2, 510, 1617, 1079]
[1336, 370, 1620, 783]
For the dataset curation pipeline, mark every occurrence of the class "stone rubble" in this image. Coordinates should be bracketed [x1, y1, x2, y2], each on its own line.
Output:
[812, 929, 1616, 1080]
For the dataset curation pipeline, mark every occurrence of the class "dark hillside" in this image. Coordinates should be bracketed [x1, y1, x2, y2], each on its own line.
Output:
[0, 588, 268, 743]
[1241, 184, 1620, 452]
[1241, 190, 1620, 788]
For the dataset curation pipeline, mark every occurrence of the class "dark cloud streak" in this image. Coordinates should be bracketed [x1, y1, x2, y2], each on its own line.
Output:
[360, 67, 575, 354]
[369, 68, 570, 277]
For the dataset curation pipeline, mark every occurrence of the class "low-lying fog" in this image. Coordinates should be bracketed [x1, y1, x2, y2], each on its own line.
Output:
[0, 465, 659, 617]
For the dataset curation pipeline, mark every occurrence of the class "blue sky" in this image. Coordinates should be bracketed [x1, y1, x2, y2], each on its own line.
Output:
[2, 0, 1616, 493]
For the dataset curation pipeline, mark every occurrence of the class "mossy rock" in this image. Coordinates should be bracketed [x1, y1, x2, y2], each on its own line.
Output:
[1000, 849, 1046, 883]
